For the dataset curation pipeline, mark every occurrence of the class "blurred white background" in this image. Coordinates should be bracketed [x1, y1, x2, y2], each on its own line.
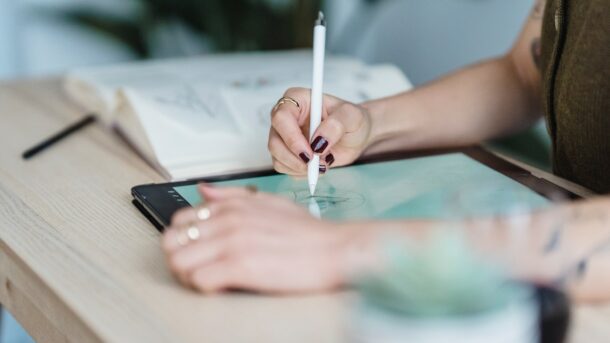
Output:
[1, 0, 532, 85]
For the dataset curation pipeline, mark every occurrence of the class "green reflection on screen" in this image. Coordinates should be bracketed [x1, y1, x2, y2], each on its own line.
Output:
[174, 153, 549, 221]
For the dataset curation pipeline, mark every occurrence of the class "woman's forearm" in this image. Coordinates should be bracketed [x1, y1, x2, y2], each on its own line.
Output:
[345, 197, 610, 303]
[475, 197, 610, 303]
[361, 56, 542, 155]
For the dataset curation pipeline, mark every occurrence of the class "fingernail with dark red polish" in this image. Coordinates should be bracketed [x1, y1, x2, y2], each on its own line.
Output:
[319, 165, 327, 174]
[325, 154, 335, 166]
[299, 152, 310, 163]
[311, 136, 328, 154]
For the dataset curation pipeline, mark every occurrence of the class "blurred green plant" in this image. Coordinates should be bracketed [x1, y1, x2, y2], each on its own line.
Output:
[356, 230, 528, 317]
[61, 0, 323, 58]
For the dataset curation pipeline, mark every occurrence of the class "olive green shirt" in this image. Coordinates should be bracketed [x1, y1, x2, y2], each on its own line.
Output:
[541, 0, 610, 193]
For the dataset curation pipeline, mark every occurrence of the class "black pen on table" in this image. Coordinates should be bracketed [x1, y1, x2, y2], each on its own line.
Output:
[22, 114, 97, 160]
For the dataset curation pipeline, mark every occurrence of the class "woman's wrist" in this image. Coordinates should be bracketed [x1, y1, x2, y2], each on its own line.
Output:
[334, 220, 431, 284]
[359, 91, 425, 156]
[334, 222, 384, 285]
[360, 99, 389, 149]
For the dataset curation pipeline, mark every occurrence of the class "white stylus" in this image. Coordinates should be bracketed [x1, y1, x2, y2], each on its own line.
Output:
[308, 11, 326, 196]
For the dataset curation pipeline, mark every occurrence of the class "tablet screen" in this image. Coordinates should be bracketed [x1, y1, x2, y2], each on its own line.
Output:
[172, 153, 550, 221]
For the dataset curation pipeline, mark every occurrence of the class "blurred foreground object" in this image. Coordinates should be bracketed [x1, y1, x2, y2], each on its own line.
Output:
[351, 232, 541, 343]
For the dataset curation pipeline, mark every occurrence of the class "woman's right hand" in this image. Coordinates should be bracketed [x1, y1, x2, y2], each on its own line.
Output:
[268, 87, 373, 176]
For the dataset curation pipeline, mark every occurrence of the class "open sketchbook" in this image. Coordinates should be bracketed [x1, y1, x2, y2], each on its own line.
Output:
[65, 50, 412, 180]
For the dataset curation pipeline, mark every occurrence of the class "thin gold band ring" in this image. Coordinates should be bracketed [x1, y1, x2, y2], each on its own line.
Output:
[274, 97, 300, 111]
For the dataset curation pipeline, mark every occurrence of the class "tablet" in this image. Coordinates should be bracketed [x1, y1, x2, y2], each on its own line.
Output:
[131, 148, 576, 231]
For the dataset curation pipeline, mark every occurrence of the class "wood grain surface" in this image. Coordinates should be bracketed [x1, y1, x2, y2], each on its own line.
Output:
[0, 78, 607, 342]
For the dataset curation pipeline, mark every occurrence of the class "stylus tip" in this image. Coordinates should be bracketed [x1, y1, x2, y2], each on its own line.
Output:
[309, 184, 316, 196]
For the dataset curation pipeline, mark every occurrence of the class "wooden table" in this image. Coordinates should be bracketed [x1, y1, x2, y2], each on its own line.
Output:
[0, 78, 607, 342]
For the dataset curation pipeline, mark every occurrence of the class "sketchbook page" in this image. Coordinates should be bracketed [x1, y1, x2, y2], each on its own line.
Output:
[360, 64, 413, 98]
[63, 50, 364, 125]
[129, 55, 376, 172]
[118, 85, 267, 175]
[119, 88, 242, 169]
[64, 67, 189, 124]
[64, 51, 361, 98]
[120, 84, 269, 170]
[127, 83, 241, 137]
[64, 58, 198, 123]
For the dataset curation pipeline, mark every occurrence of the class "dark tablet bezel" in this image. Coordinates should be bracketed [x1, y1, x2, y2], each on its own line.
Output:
[131, 146, 579, 231]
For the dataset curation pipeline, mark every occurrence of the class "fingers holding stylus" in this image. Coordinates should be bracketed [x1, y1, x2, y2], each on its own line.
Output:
[273, 158, 307, 176]
[268, 126, 330, 175]
[270, 88, 313, 162]
[268, 87, 350, 171]
[268, 129, 308, 174]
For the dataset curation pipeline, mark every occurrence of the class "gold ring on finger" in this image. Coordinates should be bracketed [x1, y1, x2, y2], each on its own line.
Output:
[274, 96, 300, 112]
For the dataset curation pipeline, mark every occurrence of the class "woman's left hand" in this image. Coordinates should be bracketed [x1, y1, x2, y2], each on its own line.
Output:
[161, 184, 353, 294]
